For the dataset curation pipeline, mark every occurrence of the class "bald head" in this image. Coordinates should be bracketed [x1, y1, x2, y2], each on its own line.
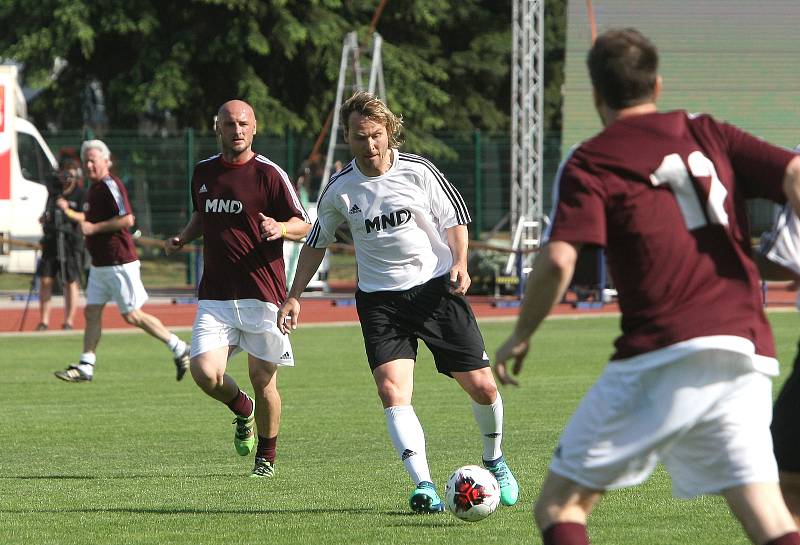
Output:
[217, 100, 255, 124]
[216, 100, 257, 163]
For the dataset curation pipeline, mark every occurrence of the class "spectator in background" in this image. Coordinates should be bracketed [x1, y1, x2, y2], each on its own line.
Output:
[54, 139, 190, 383]
[36, 156, 86, 330]
[295, 160, 312, 195]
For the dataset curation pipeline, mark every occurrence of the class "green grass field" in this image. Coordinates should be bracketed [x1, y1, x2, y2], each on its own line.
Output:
[2, 312, 798, 545]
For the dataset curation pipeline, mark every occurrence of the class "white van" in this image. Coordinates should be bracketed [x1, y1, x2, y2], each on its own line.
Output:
[0, 64, 58, 273]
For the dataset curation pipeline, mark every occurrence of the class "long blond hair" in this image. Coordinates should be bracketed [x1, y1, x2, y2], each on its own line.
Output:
[340, 91, 404, 148]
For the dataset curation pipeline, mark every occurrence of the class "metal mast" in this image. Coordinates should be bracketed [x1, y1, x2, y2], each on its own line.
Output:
[321, 31, 386, 189]
[508, 0, 545, 274]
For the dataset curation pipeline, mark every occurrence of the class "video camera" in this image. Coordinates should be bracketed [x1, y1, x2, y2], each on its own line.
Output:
[42, 171, 62, 218]
[43, 166, 82, 217]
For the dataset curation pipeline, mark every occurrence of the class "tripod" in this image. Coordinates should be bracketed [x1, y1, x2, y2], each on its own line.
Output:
[18, 207, 71, 331]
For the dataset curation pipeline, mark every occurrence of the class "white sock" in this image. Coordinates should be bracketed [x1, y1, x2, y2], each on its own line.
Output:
[78, 352, 96, 376]
[472, 392, 504, 463]
[385, 405, 432, 486]
[166, 334, 187, 357]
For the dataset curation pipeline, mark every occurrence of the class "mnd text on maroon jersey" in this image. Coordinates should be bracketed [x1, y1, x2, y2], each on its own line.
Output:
[191, 154, 308, 304]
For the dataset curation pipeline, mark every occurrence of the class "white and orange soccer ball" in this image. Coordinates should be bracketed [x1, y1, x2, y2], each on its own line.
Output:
[444, 465, 501, 522]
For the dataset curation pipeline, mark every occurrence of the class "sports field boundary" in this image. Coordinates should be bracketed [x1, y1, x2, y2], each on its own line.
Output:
[1, 281, 797, 335]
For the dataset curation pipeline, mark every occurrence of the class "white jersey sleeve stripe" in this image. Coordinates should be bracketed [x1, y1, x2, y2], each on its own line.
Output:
[256, 155, 309, 222]
[399, 153, 471, 224]
[196, 153, 221, 165]
[543, 144, 578, 243]
[103, 177, 128, 216]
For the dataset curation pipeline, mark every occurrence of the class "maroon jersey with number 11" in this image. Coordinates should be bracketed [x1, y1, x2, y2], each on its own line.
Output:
[191, 153, 309, 305]
[548, 111, 796, 360]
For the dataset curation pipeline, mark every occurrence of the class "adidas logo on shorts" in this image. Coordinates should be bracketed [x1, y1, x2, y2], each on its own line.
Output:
[280, 351, 291, 360]
[348, 204, 362, 214]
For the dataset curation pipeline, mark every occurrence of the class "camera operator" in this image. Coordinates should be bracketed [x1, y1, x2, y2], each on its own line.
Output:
[36, 156, 86, 331]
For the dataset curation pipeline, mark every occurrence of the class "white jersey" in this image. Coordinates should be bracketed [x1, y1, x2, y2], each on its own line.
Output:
[759, 145, 800, 276]
[306, 150, 471, 292]
[760, 202, 800, 277]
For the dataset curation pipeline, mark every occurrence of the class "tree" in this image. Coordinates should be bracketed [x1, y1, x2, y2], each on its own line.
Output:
[0, 0, 565, 152]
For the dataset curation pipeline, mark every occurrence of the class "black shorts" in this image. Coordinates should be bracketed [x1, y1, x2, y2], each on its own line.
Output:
[36, 253, 83, 284]
[355, 275, 489, 377]
[772, 341, 800, 472]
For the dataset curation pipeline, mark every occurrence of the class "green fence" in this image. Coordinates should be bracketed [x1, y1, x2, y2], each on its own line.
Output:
[43, 130, 564, 243]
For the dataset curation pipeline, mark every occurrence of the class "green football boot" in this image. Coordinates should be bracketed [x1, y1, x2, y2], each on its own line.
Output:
[485, 456, 519, 506]
[409, 481, 445, 514]
[232, 408, 255, 456]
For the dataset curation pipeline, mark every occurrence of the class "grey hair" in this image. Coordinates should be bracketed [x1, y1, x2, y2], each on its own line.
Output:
[80, 139, 113, 166]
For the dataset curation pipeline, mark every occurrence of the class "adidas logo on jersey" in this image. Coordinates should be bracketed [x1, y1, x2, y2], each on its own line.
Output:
[199, 184, 208, 193]
[348, 204, 362, 215]
[280, 351, 291, 360]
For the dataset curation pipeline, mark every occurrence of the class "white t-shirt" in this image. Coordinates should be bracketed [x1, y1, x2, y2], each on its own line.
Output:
[306, 150, 471, 292]
[760, 202, 800, 277]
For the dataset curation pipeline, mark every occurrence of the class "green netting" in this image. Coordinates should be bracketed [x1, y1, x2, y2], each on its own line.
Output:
[43, 130, 563, 241]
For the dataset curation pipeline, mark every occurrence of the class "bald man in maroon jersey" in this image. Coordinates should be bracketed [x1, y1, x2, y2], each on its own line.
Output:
[166, 100, 310, 478]
[494, 28, 800, 545]
[54, 140, 191, 384]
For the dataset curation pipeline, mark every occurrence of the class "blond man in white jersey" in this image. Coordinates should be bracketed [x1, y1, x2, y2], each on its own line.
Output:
[278, 91, 519, 514]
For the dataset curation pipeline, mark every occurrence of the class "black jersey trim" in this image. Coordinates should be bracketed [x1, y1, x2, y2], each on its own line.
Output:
[316, 163, 354, 206]
[306, 220, 323, 247]
[398, 153, 471, 224]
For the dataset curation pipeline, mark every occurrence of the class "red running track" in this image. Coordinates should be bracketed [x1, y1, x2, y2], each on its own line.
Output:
[2, 283, 796, 334]
[0, 295, 618, 333]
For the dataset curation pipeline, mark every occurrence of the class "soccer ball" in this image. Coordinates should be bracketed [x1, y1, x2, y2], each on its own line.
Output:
[444, 465, 500, 522]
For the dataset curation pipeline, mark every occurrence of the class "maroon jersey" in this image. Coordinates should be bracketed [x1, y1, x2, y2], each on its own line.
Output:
[191, 153, 309, 304]
[549, 111, 795, 360]
[84, 174, 138, 266]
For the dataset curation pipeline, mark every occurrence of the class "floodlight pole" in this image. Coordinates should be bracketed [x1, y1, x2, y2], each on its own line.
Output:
[321, 31, 386, 190]
[508, 0, 545, 276]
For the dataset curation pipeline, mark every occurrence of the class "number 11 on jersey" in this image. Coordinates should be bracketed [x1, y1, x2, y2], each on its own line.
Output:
[650, 151, 729, 230]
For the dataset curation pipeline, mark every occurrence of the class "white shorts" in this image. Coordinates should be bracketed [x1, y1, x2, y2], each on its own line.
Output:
[191, 299, 295, 366]
[85, 260, 148, 314]
[549, 344, 778, 498]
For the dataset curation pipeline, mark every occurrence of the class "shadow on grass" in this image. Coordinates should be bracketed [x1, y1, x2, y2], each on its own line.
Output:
[8, 475, 97, 480]
[3, 473, 241, 480]
[0, 507, 377, 516]
[0, 505, 465, 522]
